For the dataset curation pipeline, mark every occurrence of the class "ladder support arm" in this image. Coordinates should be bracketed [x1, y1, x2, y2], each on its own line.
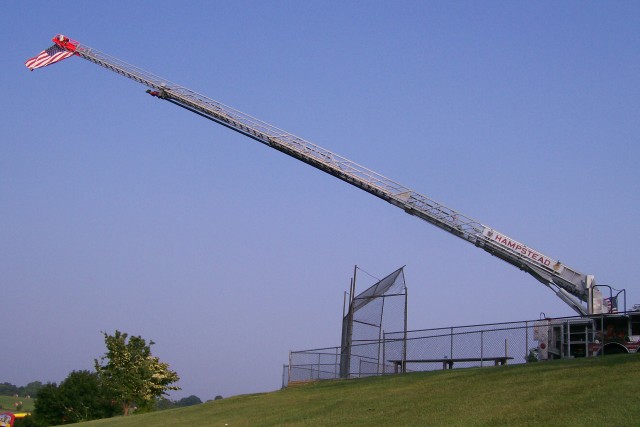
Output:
[47, 34, 592, 314]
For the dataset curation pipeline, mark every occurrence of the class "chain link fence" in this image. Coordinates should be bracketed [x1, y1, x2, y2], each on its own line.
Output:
[285, 341, 395, 385]
[340, 267, 407, 379]
[286, 320, 536, 384]
[383, 320, 535, 373]
[285, 312, 640, 386]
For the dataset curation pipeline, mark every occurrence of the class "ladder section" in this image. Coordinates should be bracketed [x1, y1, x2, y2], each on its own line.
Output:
[72, 40, 484, 246]
[57, 36, 590, 314]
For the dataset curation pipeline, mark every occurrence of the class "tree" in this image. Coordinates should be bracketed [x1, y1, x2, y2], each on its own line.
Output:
[154, 397, 176, 410]
[177, 395, 202, 407]
[13, 415, 40, 427]
[94, 330, 180, 416]
[33, 382, 65, 426]
[20, 381, 43, 398]
[58, 371, 118, 422]
[32, 371, 117, 426]
[0, 382, 18, 396]
[154, 394, 203, 411]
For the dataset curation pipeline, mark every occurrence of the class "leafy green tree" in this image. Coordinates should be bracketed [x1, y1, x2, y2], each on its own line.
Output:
[94, 330, 180, 416]
[0, 382, 18, 396]
[154, 395, 202, 411]
[177, 395, 202, 407]
[33, 382, 65, 426]
[59, 370, 118, 422]
[154, 397, 176, 410]
[13, 415, 40, 427]
[32, 371, 117, 426]
[19, 381, 43, 397]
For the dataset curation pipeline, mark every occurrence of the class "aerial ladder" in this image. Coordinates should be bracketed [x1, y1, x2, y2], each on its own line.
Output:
[29, 34, 611, 316]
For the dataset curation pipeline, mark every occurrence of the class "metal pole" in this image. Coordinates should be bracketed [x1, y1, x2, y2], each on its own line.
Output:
[340, 272, 356, 379]
[450, 327, 454, 359]
[282, 364, 286, 389]
[403, 286, 408, 373]
[600, 314, 604, 357]
[352, 265, 358, 304]
[348, 273, 355, 376]
[480, 331, 484, 367]
[382, 331, 386, 375]
[585, 325, 589, 358]
[378, 296, 385, 374]
[525, 321, 529, 361]
[343, 291, 347, 319]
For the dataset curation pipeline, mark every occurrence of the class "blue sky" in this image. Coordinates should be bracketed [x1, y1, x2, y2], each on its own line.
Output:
[2, 1, 639, 399]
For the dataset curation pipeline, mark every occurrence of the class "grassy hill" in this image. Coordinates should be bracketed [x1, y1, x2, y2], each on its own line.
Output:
[66, 354, 638, 426]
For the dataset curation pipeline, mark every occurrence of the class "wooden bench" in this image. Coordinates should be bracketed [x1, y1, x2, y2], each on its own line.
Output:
[389, 357, 514, 373]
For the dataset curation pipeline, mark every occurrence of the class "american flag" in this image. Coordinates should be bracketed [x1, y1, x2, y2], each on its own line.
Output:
[25, 44, 74, 71]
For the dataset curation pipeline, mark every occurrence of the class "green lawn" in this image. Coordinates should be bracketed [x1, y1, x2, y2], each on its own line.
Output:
[58, 354, 640, 426]
[0, 394, 34, 412]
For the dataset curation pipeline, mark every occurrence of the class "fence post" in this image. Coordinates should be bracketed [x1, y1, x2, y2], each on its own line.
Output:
[480, 330, 484, 367]
[525, 321, 529, 360]
[567, 322, 571, 357]
[382, 331, 386, 375]
[585, 325, 589, 358]
[450, 327, 454, 359]
[601, 314, 604, 357]
[282, 364, 285, 389]
[378, 296, 386, 373]
[403, 286, 408, 373]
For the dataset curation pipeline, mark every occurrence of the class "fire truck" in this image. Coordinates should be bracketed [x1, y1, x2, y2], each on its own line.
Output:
[26, 35, 639, 359]
[534, 301, 640, 360]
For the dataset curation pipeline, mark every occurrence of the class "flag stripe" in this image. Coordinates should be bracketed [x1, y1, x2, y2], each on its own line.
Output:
[25, 44, 74, 70]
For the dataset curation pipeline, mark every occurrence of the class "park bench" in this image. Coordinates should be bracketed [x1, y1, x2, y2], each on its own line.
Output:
[389, 357, 514, 373]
